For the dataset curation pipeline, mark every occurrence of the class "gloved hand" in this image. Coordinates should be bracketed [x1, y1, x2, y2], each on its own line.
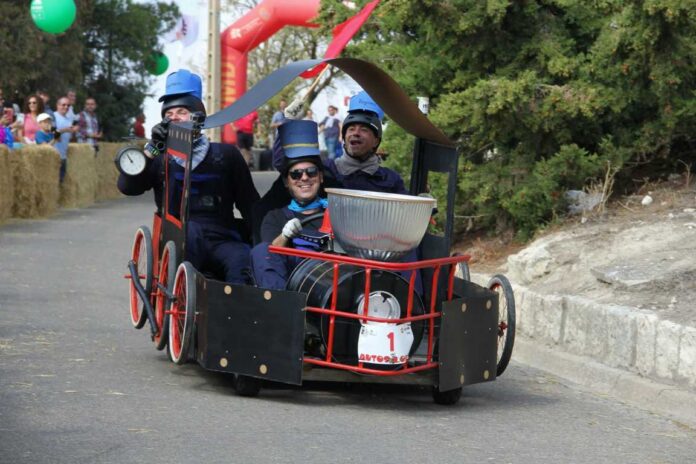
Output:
[284, 98, 304, 120]
[150, 118, 171, 151]
[281, 218, 303, 239]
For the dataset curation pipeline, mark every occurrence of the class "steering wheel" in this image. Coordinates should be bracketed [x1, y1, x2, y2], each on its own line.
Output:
[296, 211, 330, 251]
[299, 211, 325, 227]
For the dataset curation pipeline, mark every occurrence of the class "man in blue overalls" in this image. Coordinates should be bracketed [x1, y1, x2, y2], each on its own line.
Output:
[251, 120, 327, 290]
[117, 69, 259, 284]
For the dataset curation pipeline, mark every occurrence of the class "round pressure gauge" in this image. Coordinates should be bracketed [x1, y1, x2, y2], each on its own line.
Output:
[115, 147, 148, 176]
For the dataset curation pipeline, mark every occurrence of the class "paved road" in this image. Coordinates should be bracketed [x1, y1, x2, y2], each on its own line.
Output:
[1, 174, 695, 464]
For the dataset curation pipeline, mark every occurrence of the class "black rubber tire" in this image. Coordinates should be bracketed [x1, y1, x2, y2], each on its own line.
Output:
[432, 386, 462, 405]
[154, 241, 176, 352]
[169, 262, 196, 365]
[487, 274, 516, 376]
[130, 226, 153, 329]
[451, 252, 470, 281]
[234, 375, 262, 397]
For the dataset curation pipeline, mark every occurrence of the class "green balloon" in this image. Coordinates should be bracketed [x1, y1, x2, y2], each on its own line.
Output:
[147, 52, 169, 76]
[30, 0, 77, 34]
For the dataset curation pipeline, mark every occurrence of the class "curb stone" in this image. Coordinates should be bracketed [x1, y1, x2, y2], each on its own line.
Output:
[471, 273, 696, 395]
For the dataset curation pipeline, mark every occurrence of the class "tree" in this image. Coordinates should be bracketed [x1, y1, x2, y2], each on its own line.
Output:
[0, 0, 88, 105]
[81, 0, 179, 140]
[0, 0, 178, 140]
[341, 0, 696, 239]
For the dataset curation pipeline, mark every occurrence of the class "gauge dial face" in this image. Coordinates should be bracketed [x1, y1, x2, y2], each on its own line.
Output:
[117, 148, 147, 176]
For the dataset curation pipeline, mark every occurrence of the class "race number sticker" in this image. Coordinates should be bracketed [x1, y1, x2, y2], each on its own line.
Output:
[358, 323, 413, 365]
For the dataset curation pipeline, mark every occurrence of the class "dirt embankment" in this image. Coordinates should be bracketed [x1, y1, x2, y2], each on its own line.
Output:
[457, 180, 696, 327]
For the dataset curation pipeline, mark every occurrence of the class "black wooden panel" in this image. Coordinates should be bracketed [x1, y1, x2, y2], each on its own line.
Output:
[438, 280, 498, 391]
[196, 279, 306, 385]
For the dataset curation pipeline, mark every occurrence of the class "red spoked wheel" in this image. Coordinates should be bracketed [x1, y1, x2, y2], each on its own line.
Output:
[129, 226, 153, 329]
[154, 241, 176, 351]
[487, 274, 516, 376]
[169, 262, 196, 365]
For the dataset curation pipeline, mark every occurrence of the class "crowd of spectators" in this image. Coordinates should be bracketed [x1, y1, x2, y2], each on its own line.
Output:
[1, 88, 105, 183]
[0, 88, 102, 152]
[0, 86, 347, 174]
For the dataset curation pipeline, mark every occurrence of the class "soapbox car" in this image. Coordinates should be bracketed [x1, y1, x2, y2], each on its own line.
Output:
[124, 58, 515, 405]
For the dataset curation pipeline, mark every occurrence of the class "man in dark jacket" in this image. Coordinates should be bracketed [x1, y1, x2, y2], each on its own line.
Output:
[324, 90, 407, 194]
[253, 90, 406, 244]
[118, 69, 259, 284]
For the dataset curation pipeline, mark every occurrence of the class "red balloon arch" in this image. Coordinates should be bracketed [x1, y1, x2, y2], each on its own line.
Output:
[221, 0, 320, 143]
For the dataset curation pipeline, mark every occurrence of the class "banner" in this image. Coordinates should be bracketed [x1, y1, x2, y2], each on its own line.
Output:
[300, 0, 380, 78]
[164, 14, 199, 48]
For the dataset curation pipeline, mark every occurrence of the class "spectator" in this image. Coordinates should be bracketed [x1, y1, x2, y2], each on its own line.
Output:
[76, 97, 102, 153]
[22, 94, 46, 143]
[54, 97, 78, 182]
[270, 99, 287, 135]
[34, 113, 55, 145]
[37, 90, 54, 120]
[234, 110, 258, 168]
[11, 101, 23, 141]
[132, 113, 146, 138]
[1, 102, 14, 149]
[66, 89, 77, 121]
[318, 105, 341, 160]
[303, 109, 314, 121]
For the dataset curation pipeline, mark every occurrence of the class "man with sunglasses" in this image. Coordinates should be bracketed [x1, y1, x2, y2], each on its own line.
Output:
[251, 120, 327, 290]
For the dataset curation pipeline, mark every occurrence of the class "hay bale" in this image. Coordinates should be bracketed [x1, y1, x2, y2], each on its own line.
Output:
[60, 144, 98, 208]
[10, 148, 39, 218]
[31, 146, 62, 216]
[0, 145, 14, 223]
[96, 142, 126, 200]
[8, 145, 62, 219]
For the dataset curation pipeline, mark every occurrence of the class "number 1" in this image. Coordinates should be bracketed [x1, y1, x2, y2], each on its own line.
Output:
[387, 331, 395, 351]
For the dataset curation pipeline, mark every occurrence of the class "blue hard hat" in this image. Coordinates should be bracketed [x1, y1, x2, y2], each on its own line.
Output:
[342, 90, 383, 141]
[158, 69, 202, 102]
[347, 90, 384, 121]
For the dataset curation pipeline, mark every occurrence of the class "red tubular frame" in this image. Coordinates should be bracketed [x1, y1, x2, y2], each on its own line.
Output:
[268, 246, 470, 376]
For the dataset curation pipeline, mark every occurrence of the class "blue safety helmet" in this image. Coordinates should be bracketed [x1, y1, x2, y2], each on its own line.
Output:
[159, 69, 206, 117]
[342, 90, 383, 140]
[278, 120, 323, 176]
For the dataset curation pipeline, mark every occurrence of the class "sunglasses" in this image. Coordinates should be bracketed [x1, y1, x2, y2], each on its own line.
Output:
[28, 101, 38, 104]
[288, 166, 319, 180]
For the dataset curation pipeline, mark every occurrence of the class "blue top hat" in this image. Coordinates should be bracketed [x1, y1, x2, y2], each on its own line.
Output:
[279, 120, 321, 158]
[158, 69, 202, 102]
[348, 90, 384, 121]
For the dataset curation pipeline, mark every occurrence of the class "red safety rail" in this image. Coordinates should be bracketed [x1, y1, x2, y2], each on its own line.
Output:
[268, 246, 470, 376]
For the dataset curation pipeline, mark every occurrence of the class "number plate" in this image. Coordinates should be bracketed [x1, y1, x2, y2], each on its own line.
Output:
[357, 323, 413, 365]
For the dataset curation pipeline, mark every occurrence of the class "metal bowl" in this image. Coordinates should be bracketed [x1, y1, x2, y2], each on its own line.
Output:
[326, 188, 435, 262]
